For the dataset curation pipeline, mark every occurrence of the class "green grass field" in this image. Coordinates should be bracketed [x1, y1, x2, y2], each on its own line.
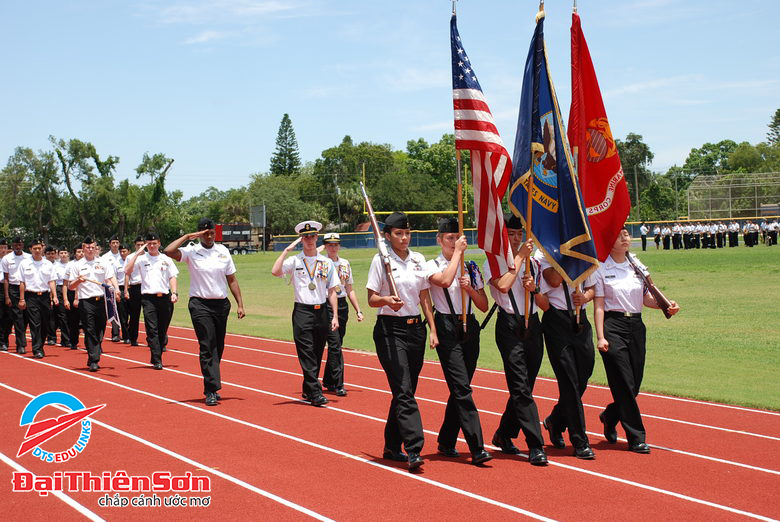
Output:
[168, 243, 780, 411]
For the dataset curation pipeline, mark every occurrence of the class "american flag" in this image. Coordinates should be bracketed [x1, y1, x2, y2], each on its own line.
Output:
[451, 14, 514, 275]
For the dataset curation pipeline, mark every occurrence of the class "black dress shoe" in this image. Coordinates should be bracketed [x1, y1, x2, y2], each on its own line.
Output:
[491, 431, 521, 455]
[162, 346, 167, 352]
[205, 393, 218, 406]
[629, 442, 651, 454]
[335, 387, 347, 397]
[471, 449, 493, 465]
[153, 362, 163, 370]
[382, 449, 407, 462]
[529, 447, 548, 466]
[46, 339, 56, 345]
[301, 392, 309, 400]
[70, 345, 78, 350]
[574, 445, 596, 460]
[0, 344, 7, 351]
[112, 336, 120, 342]
[437, 444, 459, 458]
[407, 452, 423, 469]
[215, 393, 222, 401]
[122, 339, 130, 344]
[34, 352, 44, 359]
[310, 395, 329, 407]
[88, 363, 99, 372]
[544, 416, 565, 448]
[130, 341, 139, 347]
[17, 347, 26, 354]
[600, 411, 618, 444]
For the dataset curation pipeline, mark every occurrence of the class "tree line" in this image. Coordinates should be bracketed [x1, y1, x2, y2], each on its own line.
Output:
[2, 110, 778, 247]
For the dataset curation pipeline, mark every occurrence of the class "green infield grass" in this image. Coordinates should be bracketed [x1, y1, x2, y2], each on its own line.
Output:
[169, 242, 780, 410]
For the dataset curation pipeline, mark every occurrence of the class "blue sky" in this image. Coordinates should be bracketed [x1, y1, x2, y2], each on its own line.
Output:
[2, 0, 778, 198]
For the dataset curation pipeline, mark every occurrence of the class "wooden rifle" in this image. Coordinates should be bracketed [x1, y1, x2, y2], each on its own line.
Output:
[626, 254, 674, 319]
[360, 182, 399, 298]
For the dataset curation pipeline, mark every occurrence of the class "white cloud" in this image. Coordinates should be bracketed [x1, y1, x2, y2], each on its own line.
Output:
[183, 30, 229, 44]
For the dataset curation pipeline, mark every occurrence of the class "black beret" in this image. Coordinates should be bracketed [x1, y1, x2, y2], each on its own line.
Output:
[145, 231, 160, 241]
[44, 244, 56, 253]
[504, 212, 523, 230]
[30, 238, 45, 247]
[134, 235, 144, 243]
[198, 217, 216, 231]
[11, 236, 23, 244]
[109, 235, 119, 242]
[438, 217, 459, 234]
[0, 238, 7, 246]
[384, 212, 409, 230]
[83, 236, 95, 245]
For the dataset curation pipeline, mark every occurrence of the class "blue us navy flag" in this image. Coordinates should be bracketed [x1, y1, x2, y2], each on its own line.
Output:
[103, 284, 119, 326]
[508, 10, 598, 287]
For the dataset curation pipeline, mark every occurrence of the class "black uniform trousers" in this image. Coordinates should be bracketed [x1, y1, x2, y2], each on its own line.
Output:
[322, 297, 349, 390]
[434, 312, 484, 453]
[47, 292, 57, 343]
[770, 231, 778, 246]
[542, 307, 595, 449]
[292, 302, 330, 399]
[373, 315, 426, 454]
[641, 235, 647, 251]
[662, 236, 670, 250]
[50, 285, 71, 346]
[142, 293, 173, 365]
[189, 297, 231, 395]
[111, 284, 130, 341]
[600, 313, 647, 445]
[7, 284, 28, 349]
[65, 289, 81, 348]
[79, 296, 106, 365]
[126, 284, 142, 344]
[494, 310, 545, 450]
[25, 292, 51, 356]
[0, 287, 10, 348]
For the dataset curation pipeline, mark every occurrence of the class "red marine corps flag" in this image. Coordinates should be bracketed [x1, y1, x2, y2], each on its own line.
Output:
[568, 9, 630, 261]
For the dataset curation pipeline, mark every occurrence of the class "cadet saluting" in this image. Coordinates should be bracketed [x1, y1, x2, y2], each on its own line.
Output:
[593, 227, 679, 453]
[271, 220, 339, 407]
[68, 237, 121, 372]
[426, 217, 492, 465]
[165, 218, 245, 407]
[366, 212, 435, 470]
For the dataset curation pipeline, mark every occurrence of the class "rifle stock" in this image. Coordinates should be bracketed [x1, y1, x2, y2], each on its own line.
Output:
[360, 182, 399, 298]
[626, 254, 673, 319]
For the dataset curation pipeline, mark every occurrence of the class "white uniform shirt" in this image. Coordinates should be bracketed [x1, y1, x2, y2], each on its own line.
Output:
[662, 227, 671, 236]
[708, 224, 717, 234]
[180, 243, 237, 299]
[593, 254, 648, 314]
[653, 226, 660, 235]
[483, 255, 539, 315]
[280, 252, 337, 305]
[672, 224, 682, 235]
[695, 224, 704, 234]
[2, 252, 33, 285]
[770, 222, 779, 232]
[331, 257, 354, 299]
[426, 253, 484, 315]
[366, 249, 429, 317]
[68, 257, 116, 299]
[130, 253, 179, 295]
[19, 258, 56, 293]
[53, 260, 69, 286]
[640, 225, 649, 236]
[102, 251, 125, 286]
[718, 223, 727, 233]
[538, 255, 598, 311]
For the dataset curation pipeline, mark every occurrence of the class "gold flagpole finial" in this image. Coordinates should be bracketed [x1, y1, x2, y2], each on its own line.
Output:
[536, 0, 545, 23]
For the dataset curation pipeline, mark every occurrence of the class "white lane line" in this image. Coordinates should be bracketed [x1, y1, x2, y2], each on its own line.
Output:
[0, 354, 556, 521]
[0, 383, 333, 522]
[0, 451, 105, 521]
[166, 325, 780, 417]
[157, 331, 780, 441]
[161, 346, 780, 476]
[6, 351, 776, 521]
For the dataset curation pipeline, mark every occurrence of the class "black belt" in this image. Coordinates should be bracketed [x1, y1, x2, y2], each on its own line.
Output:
[24, 291, 47, 296]
[295, 302, 326, 310]
[378, 315, 421, 324]
[605, 311, 641, 318]
[143, 292, 170, 297]
[435, 311, 474, 318]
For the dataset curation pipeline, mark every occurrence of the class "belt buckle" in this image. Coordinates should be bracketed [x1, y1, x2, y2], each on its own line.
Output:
[624, 312, 633, 317]
[156, 292, 163, 297]
[95, 297, 100, 301]
[314, 304, 321, 310]
[406, 318, 416, 324]
[37, 292, 43, 296]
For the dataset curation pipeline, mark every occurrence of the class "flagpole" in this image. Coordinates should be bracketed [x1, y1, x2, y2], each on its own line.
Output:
[456, 149, 468, 335]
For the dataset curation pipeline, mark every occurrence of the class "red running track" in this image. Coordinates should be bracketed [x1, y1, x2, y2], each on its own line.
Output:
[0, 324, 777, 521]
